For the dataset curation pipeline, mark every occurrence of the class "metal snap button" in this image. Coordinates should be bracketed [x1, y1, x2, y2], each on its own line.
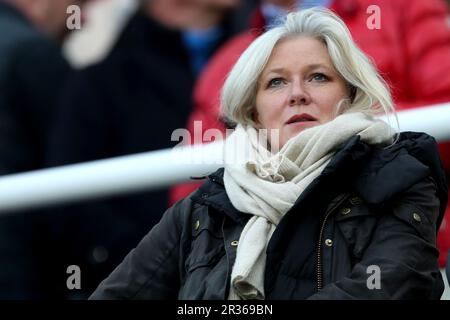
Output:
[231, 240, 239, 247]
[413, 213, 422, 222]
[325, 239, 333, 247]
[340, 207, 351, 216]
[194, 220, 200, 230]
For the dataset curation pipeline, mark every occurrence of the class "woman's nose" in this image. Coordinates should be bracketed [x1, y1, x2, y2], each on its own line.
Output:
[289, 81, 310, 106]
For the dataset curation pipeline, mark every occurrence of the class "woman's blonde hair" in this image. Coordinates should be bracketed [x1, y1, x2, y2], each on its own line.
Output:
[221, 7, 397, 128]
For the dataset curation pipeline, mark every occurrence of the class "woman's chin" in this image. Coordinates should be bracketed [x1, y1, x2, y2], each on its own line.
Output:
[286, 121, 319, 134]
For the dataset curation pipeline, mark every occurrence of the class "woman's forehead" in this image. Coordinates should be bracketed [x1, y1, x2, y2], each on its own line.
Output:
[261, 37, 336, 74]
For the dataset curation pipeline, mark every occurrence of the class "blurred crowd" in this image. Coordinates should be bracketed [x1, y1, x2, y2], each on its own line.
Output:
[0, 0, 449, 299]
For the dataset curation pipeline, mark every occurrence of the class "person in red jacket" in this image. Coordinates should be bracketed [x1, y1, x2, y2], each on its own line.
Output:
[171, 0, 450, 268]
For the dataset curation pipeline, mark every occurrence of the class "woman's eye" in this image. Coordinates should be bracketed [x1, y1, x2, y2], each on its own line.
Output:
[268, 78, 284, 87]
[311, 73, 328, 82]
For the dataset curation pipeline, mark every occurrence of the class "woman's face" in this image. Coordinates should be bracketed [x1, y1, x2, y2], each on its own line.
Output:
[254, 36, 349, 150]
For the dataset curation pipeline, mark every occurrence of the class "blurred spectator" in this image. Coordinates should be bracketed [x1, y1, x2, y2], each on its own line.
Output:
[0, 0, 87, 175]
[46, 0, 258, 299]
[171, 0, 450, 269]
[0, 0, 91, 299]
[63, 0, 138, 68]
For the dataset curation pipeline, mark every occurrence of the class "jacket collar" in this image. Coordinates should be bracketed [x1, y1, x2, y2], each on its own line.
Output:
[192, 132, 447, 229]
[191, 168, 250, 226]
[191, 135, 368, 225]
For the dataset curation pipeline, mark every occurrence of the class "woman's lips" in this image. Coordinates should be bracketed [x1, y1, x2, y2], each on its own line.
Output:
[285, 113, 317, 125]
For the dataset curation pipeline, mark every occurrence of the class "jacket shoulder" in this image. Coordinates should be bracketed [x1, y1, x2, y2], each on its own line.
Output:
[354, 132, 447, 215]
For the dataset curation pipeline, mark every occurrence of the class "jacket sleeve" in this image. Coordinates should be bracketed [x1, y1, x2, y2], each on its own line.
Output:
[309, 176, 444, 299]
[89, 197, 191, 299]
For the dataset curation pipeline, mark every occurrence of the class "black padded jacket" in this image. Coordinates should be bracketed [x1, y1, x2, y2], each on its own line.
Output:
[91, 132, 448, 299]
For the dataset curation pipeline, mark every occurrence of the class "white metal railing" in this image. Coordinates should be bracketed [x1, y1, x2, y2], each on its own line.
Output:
[0, 103, 449, 214]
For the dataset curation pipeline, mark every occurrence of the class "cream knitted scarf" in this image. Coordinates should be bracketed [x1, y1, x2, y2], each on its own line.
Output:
[223, 112, 395, 300]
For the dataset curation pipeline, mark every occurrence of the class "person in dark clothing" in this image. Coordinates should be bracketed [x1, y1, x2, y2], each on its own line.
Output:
[46, 0, 257, 299]
[0, 0, 90, 299]
[0, 0, 85, 175]
[91, 8, 447, 300]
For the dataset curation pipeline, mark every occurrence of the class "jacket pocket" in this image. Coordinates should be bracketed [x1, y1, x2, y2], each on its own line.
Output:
[335, 198, 378, 261]
[390, 202, 435, 244]
[186, 206, 225, 272]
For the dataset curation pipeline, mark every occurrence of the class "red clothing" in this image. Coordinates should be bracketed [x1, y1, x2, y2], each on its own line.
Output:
[171, 0, 450, 267]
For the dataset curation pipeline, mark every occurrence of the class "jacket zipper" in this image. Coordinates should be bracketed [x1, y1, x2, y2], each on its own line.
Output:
[316, 193, 350, 291]
[221, 216, 231, 299]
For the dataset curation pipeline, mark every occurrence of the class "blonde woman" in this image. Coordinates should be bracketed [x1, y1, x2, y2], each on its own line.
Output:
[91, 8, 447, 300]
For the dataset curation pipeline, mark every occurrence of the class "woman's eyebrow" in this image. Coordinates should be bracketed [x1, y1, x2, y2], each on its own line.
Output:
[263, 67, 285, 75]
[305, 63, 332, 72]
[263, 64, 333, 76]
